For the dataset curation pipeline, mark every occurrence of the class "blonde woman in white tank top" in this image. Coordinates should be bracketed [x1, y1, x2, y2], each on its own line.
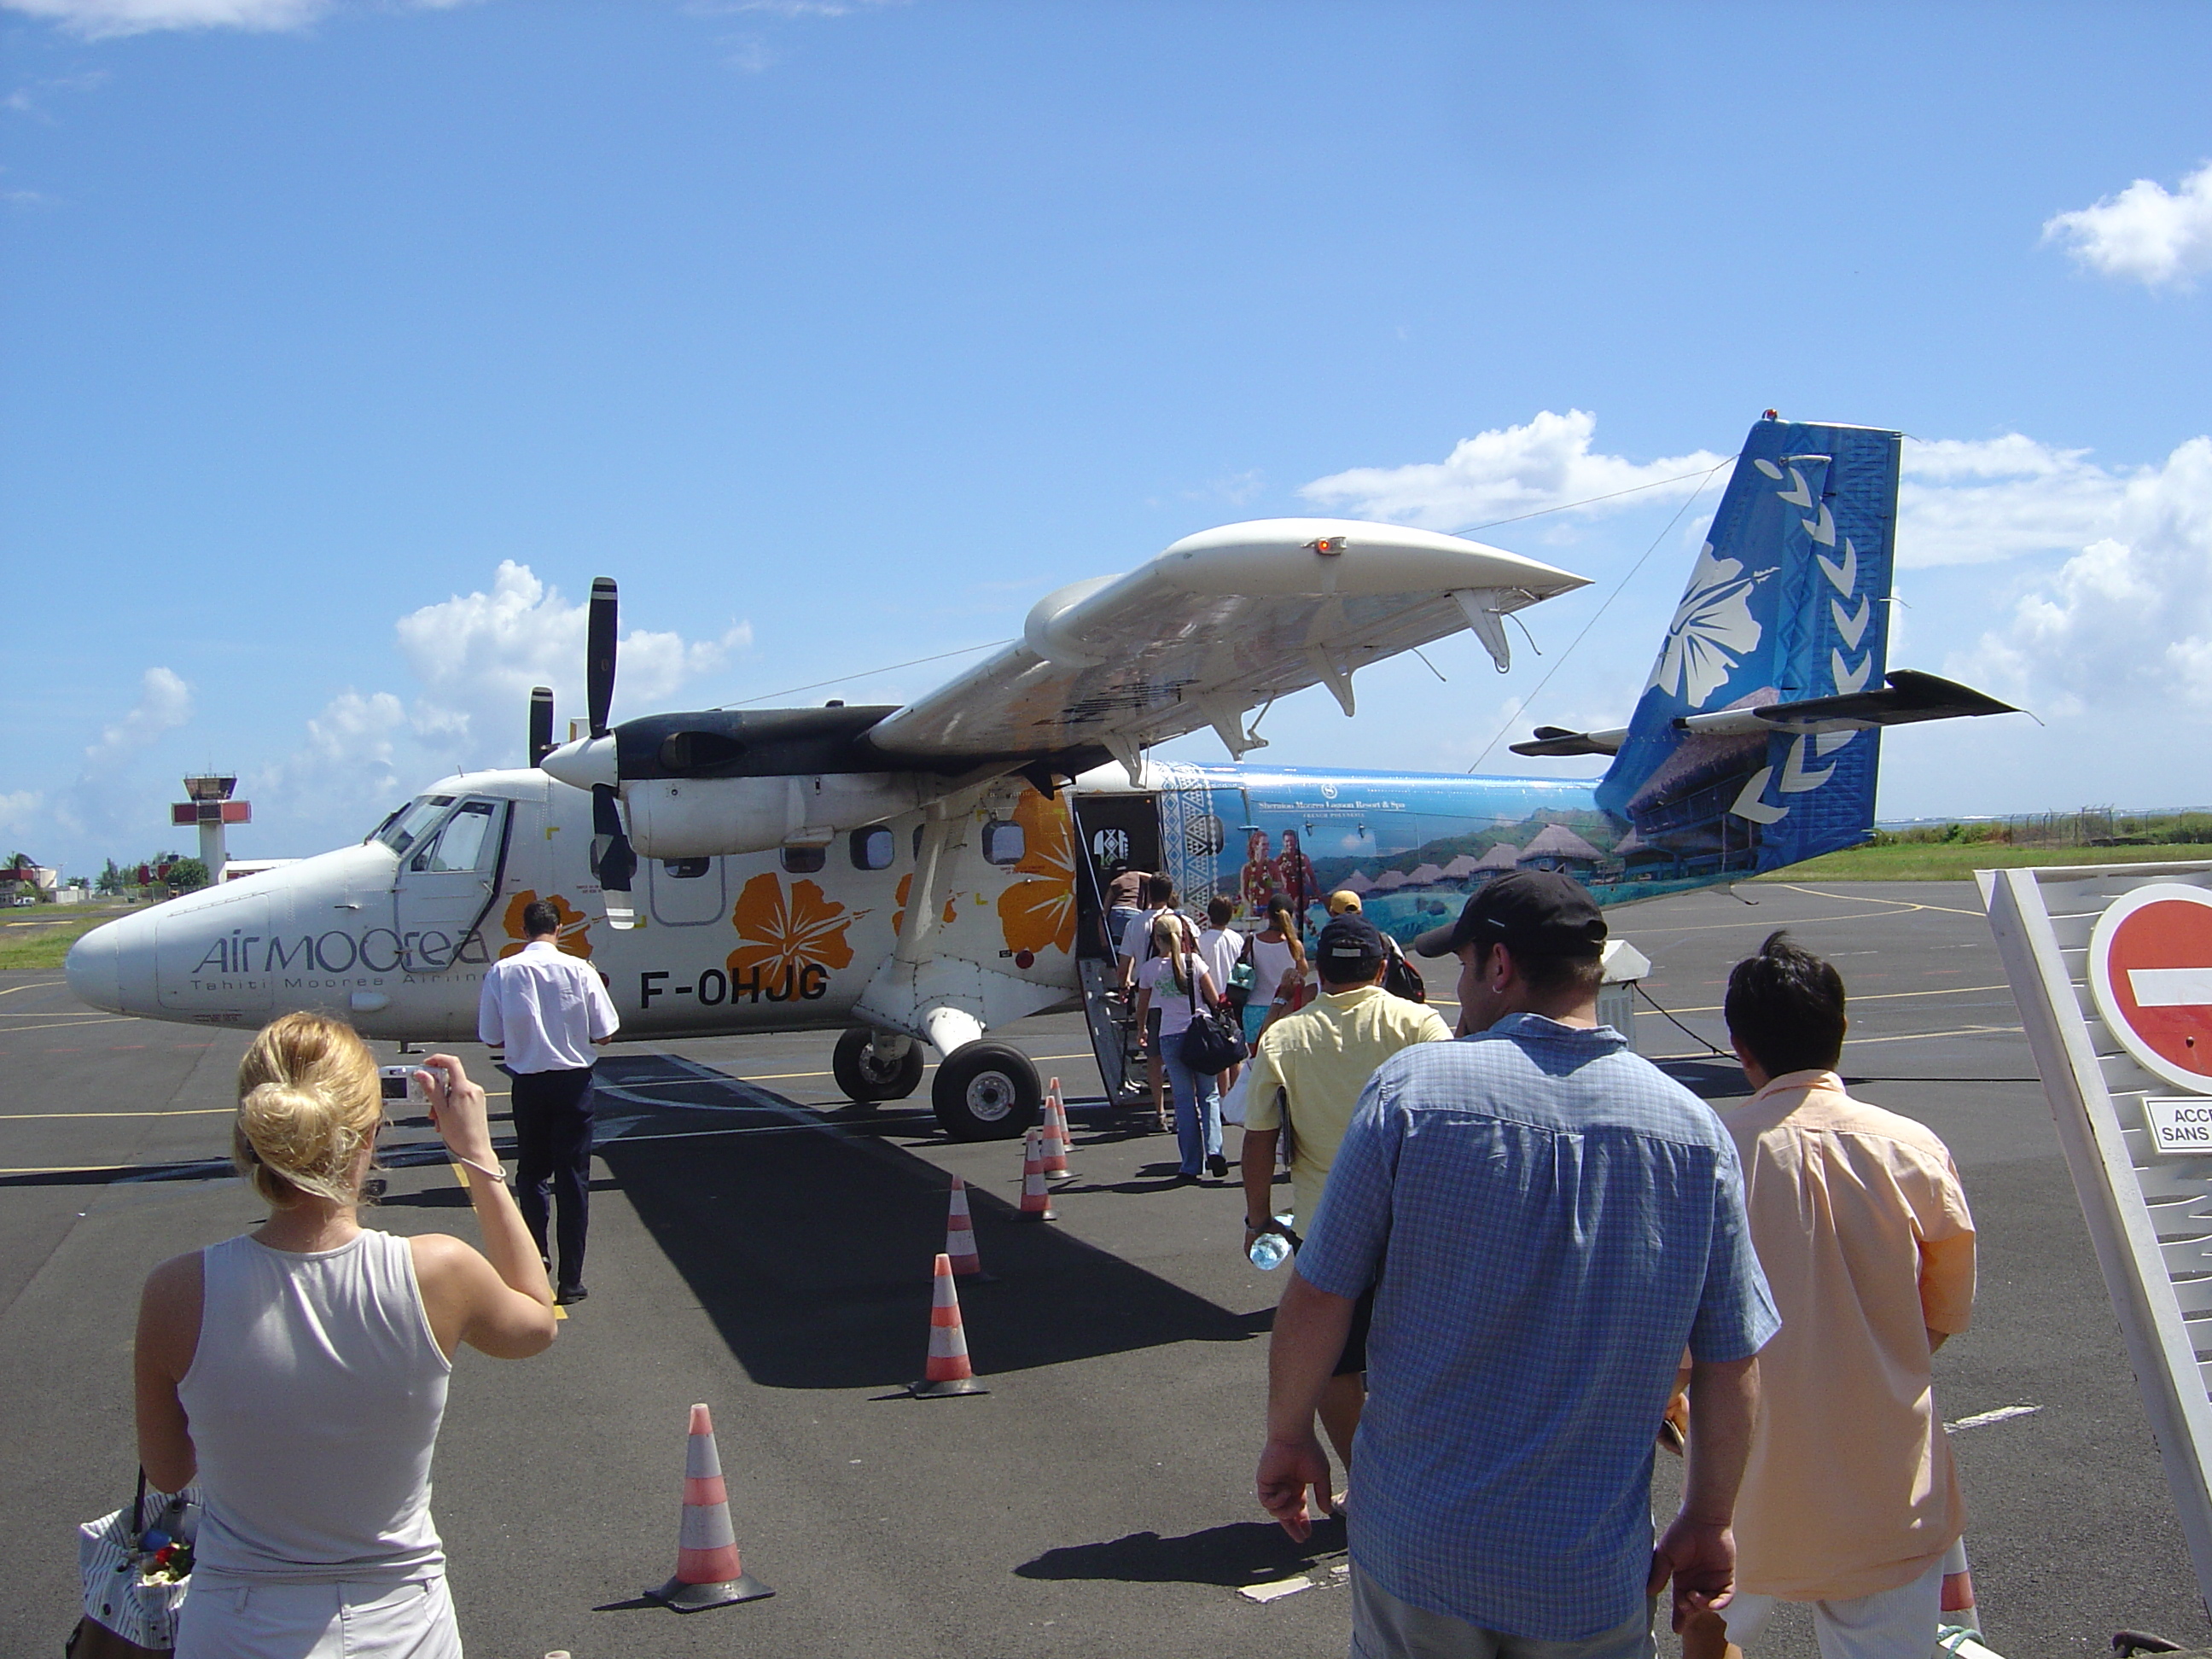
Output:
[136, 1012, 558, 1658]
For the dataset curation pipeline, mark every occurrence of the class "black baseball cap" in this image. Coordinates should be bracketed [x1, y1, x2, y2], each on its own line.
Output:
[1314, 915, 1388, 976]
[1412, 870, 1607, 961]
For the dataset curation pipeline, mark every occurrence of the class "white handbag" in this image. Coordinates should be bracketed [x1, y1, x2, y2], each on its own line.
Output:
[73, 1473, 197, 1655]
[1219, 1069, 1251, 1126]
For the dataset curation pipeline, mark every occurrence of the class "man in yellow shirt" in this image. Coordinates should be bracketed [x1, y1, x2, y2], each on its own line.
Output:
[1241, 914, 1451, 1474]
[1693, 930, 1976, 1659]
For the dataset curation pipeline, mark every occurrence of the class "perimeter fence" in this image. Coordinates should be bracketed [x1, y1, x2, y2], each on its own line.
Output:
[1872, 807, 2212, 849]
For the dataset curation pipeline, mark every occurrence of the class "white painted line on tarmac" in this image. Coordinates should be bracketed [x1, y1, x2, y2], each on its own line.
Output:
[1663, 984, 2012, 1016]
[0, 1107, 232, 1120]
[1947, 1404, 2041, 1432]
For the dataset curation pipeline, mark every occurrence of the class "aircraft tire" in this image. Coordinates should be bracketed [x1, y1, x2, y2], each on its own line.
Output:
[832, 1027, 926, 1103]
[931, 1042, 1041, 1141]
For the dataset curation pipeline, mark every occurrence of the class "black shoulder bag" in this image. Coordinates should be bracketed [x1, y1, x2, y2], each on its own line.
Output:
[1382, 935, 1427, 1003]
[1176, 939, 1248, 1074]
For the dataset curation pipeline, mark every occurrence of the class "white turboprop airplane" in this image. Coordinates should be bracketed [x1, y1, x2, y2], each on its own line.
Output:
[67, 416, 2015, 1138]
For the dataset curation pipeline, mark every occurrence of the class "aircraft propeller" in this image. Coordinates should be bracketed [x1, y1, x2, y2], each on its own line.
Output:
[528, 686, 555, 768]
[583, 579, 637, 928]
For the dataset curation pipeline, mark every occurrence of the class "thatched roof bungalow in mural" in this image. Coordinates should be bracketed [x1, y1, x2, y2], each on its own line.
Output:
[1519, 823, 1604, 871]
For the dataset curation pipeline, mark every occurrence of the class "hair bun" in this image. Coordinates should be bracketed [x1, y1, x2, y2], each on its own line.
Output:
[232, 1014, 381, 1207]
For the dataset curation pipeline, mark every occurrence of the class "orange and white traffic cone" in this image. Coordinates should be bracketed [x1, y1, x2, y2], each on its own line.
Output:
[643, 1403, 772, 1610]
[909, 1252, 990, 1398]
[1040, 1077, 1074, 1180]
[1015, 1126, 1057, 1221]
[1941, 1536, 1981, 1633]
[944, 1176, 991, 1278]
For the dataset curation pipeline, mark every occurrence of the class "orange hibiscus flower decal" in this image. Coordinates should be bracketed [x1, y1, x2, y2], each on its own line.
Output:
[728, 872, 854, 997]
[498, 890, 593, 960]
[997, 788, 1077, 959]
[890, 869, 957, 937]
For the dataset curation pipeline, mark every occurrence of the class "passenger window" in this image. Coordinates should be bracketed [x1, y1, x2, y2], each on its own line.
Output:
[414, 801, 496, 873]
[981, 819, 1025, 866]
[850, 827, 894, 871]
[781, 844, 827, 875]
[662, 858, 711, 879]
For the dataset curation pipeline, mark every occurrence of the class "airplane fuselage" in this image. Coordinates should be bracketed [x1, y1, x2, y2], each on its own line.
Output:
[67, 756, 1672, 1045]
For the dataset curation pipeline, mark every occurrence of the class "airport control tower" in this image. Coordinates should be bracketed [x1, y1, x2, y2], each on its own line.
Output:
[172, 775, 250, 883]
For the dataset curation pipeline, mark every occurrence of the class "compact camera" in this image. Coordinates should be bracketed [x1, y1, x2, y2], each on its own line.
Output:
[377, 1065, 430, 1107]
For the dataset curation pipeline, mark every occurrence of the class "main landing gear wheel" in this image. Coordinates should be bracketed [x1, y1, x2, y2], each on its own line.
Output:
[931, 1043, 1042, 1141]
[832, 1027, 925, 1103]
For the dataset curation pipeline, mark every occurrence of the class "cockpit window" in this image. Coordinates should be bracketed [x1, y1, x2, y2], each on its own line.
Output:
[411, 800, 498, 873]
[376, 795, 456, 857]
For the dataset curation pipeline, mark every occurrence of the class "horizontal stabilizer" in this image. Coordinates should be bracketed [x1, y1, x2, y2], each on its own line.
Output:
[1673, 670, 2016, 738]
[1510, 725, 1627, 759]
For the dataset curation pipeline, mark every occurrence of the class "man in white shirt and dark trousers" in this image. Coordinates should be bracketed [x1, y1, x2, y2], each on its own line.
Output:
[478, 899, 620, 1305]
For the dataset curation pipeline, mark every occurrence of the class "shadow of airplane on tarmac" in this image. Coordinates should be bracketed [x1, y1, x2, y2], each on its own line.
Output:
[591, 1057, 1272, 1391]
[1016, 1514, 1347, 1587]
[1650, 1059, 1753, 1101]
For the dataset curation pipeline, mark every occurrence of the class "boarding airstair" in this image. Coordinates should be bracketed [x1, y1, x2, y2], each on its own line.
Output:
[1076, 955, 1152, 1109]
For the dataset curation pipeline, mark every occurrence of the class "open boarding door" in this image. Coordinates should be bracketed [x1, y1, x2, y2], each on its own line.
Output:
[1068, 791, 1163, 1108]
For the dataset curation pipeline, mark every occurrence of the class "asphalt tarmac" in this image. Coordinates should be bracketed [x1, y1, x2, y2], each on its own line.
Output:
[2, 880, 2203, 1659]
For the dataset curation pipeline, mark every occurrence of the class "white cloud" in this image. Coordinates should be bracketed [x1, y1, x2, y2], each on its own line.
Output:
[83, 667, 193, 771]
[2044, 161, 2212, 289]
[0, 790, 44, 838]
[393, 561, 749, 760]
[1896, 434, 2133, 568]
[722, 35, 777, 73]
[3, 0, 324, 35]
[1298, 409, 1730, 532]
[33, 667, 198, 847]
[5, 69, 108, 118]
[218, 563, 752, 857]
[1944, 437, 2212, 718]
[688, 0, 904, 15]
[0, 0, 477, 38]
[251, 689, 411, 835]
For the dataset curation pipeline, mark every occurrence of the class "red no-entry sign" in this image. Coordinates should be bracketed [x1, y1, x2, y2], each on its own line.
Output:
[2089, 883, 2212, 1094]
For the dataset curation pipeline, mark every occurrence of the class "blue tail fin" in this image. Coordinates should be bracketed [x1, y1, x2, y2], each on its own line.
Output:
[1593, 418, 1901, 877]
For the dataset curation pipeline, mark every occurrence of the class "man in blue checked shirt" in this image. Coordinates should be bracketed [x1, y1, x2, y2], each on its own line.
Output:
[1256, 871, 1779, 1659]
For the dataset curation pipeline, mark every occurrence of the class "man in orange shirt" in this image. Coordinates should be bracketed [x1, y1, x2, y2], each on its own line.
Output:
[1691, 931, 1976, 1659]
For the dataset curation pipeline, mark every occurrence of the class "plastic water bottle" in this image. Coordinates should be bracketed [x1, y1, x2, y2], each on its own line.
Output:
[1249, 1215, 1295, 1271]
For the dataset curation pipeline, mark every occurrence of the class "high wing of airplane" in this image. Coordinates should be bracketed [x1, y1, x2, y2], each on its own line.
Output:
[67, 415, 2018, 1139]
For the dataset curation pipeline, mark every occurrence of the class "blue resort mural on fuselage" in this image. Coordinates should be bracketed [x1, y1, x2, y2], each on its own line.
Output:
[1140, 761, 1704, 952]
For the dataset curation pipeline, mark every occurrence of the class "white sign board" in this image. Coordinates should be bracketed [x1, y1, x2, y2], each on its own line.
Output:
[2146, 1098, 2212, 1155]
[1984, 863, 2212, 1608]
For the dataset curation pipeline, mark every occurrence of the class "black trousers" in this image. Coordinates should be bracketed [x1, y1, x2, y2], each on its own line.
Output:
[509, 1066, 595, 1289]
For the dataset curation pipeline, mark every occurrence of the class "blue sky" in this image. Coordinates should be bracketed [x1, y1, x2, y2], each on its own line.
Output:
[4, 0, 2210, 874]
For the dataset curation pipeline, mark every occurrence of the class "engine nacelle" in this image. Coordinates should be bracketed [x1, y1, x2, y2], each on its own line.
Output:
[619, 773, 931, 859]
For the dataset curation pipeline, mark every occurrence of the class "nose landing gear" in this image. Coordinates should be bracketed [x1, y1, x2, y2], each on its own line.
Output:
[831, 1028, 926, 1103]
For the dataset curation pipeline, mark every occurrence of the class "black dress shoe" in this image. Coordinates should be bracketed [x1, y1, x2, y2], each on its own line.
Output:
[555, 1284, 589, 1305]
[1207, 1153, 1230, 1179]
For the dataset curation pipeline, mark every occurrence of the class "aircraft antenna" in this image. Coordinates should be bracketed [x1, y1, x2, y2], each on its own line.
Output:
[1464, 455, 1735, 774]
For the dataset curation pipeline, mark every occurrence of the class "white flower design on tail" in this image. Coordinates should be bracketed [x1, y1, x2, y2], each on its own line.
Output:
[1648, 543, 1761, 707]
